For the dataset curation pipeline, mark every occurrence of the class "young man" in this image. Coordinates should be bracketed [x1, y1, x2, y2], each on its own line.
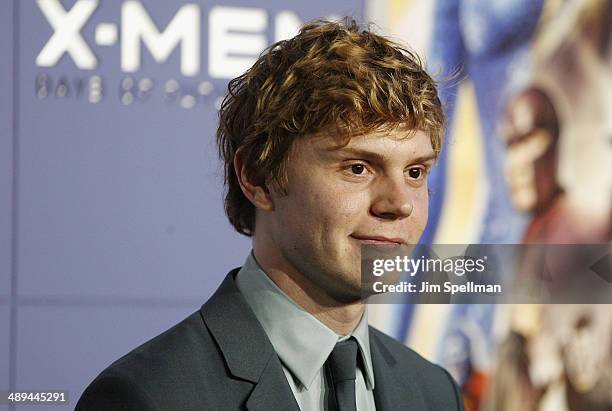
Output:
[77, 19, 464, 410]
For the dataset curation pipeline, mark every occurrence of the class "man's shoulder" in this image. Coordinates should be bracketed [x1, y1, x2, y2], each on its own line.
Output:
[84, 270, 241, 387]
[102, 310, 212, 378]
[368, 326, 463, 408]
[77, 309, 245, 410]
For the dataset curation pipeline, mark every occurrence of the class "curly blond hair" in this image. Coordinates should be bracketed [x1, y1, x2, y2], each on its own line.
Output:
[217, 18, 445, 236]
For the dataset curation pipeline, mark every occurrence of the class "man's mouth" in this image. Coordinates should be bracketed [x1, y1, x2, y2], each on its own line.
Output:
[350, 235, 405, 245]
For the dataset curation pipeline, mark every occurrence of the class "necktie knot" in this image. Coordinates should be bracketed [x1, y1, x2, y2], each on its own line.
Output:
[328, 338, 359, 382]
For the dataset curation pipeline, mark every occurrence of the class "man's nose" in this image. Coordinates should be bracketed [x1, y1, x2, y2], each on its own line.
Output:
[369, 175, 414, 220]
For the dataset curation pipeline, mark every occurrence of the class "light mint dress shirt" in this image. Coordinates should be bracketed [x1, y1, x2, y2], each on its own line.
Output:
[235, 253, 377, 411]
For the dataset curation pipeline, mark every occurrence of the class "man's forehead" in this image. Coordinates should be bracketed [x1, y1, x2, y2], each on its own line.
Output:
[308, 128, 436, 157]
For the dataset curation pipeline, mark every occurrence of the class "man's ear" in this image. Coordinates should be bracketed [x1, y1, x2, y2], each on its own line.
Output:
[234, 150, 275, 211]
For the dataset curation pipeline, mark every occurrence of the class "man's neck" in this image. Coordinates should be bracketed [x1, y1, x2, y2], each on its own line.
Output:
[251, 249, 365, 336]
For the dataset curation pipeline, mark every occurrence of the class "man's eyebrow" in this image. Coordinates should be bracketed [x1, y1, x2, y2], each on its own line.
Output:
[331, 147, 438, 164]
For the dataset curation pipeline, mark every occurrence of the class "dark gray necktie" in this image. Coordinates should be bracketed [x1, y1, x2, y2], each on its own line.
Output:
[325, 338, 358, 411]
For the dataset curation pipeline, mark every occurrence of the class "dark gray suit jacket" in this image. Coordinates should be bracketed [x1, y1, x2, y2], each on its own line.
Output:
[77, 270, 464, 410]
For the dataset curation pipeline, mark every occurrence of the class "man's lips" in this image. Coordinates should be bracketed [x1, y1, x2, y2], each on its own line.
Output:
[350, 235, 405, 245]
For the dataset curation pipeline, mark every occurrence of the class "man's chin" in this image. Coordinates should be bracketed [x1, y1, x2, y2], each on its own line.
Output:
[329, 277, 369, 304]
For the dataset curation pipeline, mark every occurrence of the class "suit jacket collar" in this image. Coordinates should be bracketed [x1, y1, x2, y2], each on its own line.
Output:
[200, 269, 300, 411]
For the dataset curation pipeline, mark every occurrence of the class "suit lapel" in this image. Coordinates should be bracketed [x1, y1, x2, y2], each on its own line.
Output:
[245, 354, 300, 411]
[369, 329, 428, 411]
[201, 270, 300, 411]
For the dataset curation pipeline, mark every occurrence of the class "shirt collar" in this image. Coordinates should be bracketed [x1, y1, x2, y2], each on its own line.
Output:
[235, 252, 375, 390]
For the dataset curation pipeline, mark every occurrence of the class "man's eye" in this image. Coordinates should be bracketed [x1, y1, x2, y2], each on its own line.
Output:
[407, 167, 424, 179]
[350, 164, 366, 175]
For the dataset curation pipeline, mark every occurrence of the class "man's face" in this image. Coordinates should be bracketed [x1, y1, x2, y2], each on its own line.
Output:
[263, 128, 435, 303]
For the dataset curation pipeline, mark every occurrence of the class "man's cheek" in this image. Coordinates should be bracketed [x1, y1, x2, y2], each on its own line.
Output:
[324, 195, 359, 214]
